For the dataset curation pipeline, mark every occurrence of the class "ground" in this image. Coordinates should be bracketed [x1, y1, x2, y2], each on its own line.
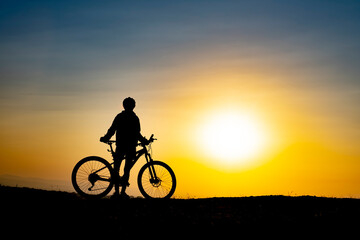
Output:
[1, 185, 359, 237]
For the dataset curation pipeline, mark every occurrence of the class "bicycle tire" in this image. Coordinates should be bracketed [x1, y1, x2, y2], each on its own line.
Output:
[71, 156, 114, 198]
[137, 161, 176, 199]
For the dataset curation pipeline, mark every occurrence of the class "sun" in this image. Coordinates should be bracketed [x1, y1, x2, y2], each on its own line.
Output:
[197, 110, 266, 168]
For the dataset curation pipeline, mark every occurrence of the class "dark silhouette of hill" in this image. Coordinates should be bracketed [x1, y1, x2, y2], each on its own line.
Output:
[0, 174, 73, 191]
[1, 185, 359, 237]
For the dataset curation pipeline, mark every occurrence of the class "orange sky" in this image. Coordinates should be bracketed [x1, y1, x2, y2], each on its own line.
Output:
[1, 1, 360, 198]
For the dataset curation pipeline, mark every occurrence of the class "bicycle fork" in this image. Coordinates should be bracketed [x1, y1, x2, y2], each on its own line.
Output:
[145, 154, 160, 185]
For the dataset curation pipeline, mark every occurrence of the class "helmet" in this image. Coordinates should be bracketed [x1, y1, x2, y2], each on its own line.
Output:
[123, 97, 136, 111]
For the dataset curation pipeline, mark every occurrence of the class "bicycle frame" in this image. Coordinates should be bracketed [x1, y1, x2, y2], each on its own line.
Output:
[93, 141, 158, 181]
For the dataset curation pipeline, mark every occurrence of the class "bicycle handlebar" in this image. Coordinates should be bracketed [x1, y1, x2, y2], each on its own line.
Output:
[102, 134, 157, 145]
[149, 134, 157, 142]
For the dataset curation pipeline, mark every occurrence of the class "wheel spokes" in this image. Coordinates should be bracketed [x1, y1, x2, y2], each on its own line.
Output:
[75, 160, 112, 195]
[141, 164, 174, 198]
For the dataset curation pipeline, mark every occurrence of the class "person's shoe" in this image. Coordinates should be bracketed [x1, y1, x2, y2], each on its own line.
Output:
[110, 193, 120, 200]
[119, 192, 130, 200]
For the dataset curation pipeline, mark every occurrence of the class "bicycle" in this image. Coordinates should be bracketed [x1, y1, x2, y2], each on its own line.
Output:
[71, 134, 176, 199]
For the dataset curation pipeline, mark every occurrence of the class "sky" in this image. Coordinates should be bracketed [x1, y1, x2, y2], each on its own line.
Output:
[1, 0, 360, 198]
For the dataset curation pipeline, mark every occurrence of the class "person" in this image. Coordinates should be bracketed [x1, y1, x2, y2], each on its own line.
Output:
[100, 97, 148, 199]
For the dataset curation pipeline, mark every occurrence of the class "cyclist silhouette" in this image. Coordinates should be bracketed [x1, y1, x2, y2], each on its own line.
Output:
[100, 97, 148, 198]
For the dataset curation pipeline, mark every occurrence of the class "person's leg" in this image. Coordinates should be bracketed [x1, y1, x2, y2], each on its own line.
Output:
[113, 160, 120, 195]
[114, 148, 124, 196]
[120, 146, 136, 195]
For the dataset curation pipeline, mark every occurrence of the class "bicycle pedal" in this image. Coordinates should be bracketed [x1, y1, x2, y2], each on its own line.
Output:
[121, 182, 130, 187]
[120, 180, 130, 187]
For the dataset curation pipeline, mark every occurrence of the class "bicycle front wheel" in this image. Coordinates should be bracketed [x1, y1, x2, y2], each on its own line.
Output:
[138, 161, 176, 199]
[71, 156, 113, 198]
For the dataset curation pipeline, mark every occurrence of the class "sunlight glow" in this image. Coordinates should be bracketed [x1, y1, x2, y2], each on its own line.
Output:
[197, 110, 266, 168]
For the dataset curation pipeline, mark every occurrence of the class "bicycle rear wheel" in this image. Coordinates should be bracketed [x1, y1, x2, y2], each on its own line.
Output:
[71, 156, 113, 198]
[138, 161, 176, 199]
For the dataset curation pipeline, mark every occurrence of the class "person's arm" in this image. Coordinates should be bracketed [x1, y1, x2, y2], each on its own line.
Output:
[136, 115, 149, 145]
[138, 132, 148, 145]
[100, 115, 119, 142]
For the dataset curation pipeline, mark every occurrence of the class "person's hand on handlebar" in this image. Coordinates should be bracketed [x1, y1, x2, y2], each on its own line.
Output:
[140, 138, 150, 146]
[100, 136, 108, 143]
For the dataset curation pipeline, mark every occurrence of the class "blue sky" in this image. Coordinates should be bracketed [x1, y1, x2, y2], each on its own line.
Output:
[1, 1, 360, 91]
